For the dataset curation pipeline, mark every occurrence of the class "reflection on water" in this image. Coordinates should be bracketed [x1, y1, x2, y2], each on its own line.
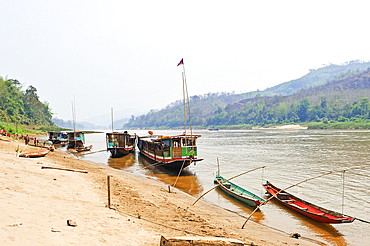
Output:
[215, 187, 265, 223]
[138, 154, 203, 196]
[107, 153, 135, 170]
[267, 197, 347, 246]
[79, 130, 370, 246]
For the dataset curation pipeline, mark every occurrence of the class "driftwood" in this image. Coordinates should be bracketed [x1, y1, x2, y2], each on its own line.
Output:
[160, 236, 245, 246]
[41, 166, 88, 173]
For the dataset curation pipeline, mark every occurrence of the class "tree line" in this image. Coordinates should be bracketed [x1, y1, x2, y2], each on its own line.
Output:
[0, 76, 52, 127]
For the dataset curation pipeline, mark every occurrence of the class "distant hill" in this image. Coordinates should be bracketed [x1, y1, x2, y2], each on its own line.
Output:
[82, 108, 145, 127]
[124, 60, 370, 129]
[265, 60, 370, 95]
[124, 90, 275, 128]
[205, 68, 370, 127]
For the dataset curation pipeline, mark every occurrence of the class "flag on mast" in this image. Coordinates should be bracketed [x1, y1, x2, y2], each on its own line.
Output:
[177, 58, 184, 66]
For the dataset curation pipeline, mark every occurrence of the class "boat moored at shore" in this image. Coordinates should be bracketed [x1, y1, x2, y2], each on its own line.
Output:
[263, 181, 355, 224]
[67, 131, 85, 149]
[214, 172, 266, 207]
[106, 131, 135, 157]
[48, 131, 68, 144]
[137, 133, 202, 170]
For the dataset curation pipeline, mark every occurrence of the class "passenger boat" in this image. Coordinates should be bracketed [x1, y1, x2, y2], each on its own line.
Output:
[214, 172, 266, 207]
[48, 131, 68, 144]
[137, 59, 202, 170]
[106, 131, 135, 157]
[19, 149, 50, 158]
[137, 133, 202, 169]
[263, 181, 355, 223]
[66, 131, 85, 149]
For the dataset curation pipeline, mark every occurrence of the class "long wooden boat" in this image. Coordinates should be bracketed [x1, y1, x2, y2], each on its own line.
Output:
[67, 131, 85, 149]
[137, 133, 202, 169]
[106, 131, 135, 157]
[19, 149, 50, 158]
[214, 173, 266, 207]
[263, 181, 355, 223]
[48, 131, 68, 144]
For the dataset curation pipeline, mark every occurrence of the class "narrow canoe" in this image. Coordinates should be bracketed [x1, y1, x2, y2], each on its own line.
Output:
[263, 181, 355, 224]
[214, 173, 266, 207]
[19, 149, 50, 158]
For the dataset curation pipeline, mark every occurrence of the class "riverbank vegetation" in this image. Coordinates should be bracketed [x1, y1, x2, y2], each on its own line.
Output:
[0, 76, 54, 134]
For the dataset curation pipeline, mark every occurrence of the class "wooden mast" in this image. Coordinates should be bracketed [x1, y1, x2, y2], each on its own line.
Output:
[180, 59, 194, 159]
[111, 107, 114, 132]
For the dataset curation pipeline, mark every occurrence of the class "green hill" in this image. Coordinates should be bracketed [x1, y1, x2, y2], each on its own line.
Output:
[265, 60, 370, 95]
[124, 90, 275, 129]
[206, 68, 370, 128]
[0, 76, 53, 134]
[125, 61, 370, 129]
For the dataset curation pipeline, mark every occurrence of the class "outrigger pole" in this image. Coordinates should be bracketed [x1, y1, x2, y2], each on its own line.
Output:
[241, 164, 370, 228]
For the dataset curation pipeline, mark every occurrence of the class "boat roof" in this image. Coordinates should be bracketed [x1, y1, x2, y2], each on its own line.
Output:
[106, 131, 131, 135]
[139, 134, 201, 141]
[66, 130, 83, 133]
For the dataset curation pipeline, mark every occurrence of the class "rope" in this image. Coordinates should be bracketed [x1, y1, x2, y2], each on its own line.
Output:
[341, 171, 345, 215]
[172, 159, 186, 190]
[80, 149, 107, 155]
[260, 167, 265, 197]
[142, 160, 170, 169]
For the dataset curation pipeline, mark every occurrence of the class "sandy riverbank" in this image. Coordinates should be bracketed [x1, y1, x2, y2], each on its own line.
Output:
[0, 136, 322, 245]
[252, 125, 308, 130]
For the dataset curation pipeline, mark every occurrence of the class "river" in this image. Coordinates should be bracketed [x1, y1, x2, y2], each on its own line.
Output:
[75, 129, 370, 246]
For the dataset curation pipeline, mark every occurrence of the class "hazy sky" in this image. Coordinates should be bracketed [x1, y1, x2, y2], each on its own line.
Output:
[1, 1, 370, 121]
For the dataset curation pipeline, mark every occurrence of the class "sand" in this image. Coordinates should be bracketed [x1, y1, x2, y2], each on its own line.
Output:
[0, 136, 322, 245]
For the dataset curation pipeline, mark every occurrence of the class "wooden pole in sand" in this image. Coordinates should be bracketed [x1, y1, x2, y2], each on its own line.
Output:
[107, 175, 112, 209]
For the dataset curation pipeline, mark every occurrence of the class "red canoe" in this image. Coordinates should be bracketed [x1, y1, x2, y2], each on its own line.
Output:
[19, 149, 50, 158]
[263, 181, 355, 224]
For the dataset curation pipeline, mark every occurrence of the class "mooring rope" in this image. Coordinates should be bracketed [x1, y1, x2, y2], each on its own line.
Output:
[172, 159, 187, 190]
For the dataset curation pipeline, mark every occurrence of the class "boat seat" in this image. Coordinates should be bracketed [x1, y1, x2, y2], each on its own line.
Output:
[290, 204, 308, 211]
[282, 200, 295, 204]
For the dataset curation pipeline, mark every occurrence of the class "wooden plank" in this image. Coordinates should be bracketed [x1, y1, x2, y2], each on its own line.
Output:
[159, 236, 245, 246]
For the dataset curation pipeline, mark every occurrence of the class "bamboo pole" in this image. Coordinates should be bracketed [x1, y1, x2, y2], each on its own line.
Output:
[182, 72, 187, 136]
[241, 164, 370, 228]
[111, 107, 114, 132]
[192, 165, 266, 206]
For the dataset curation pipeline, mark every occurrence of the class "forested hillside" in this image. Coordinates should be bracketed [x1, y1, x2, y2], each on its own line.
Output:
[124, 91, 274, 129]
[265, 60, 370, 95]
[206, 68, 370, 127]
[0, 76, 52, 127]
[125, 63, 370, 129]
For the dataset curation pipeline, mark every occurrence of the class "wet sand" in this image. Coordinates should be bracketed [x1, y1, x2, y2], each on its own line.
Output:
[0, 136, 322, 245]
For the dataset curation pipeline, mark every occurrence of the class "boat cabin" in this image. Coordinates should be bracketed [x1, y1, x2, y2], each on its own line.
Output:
[48, 131, 67, 143]
[66, 131, 85, 148]
[138, 134, 200, 166]
[106, 132, 135, 149]
[67, 131, 85, 142]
